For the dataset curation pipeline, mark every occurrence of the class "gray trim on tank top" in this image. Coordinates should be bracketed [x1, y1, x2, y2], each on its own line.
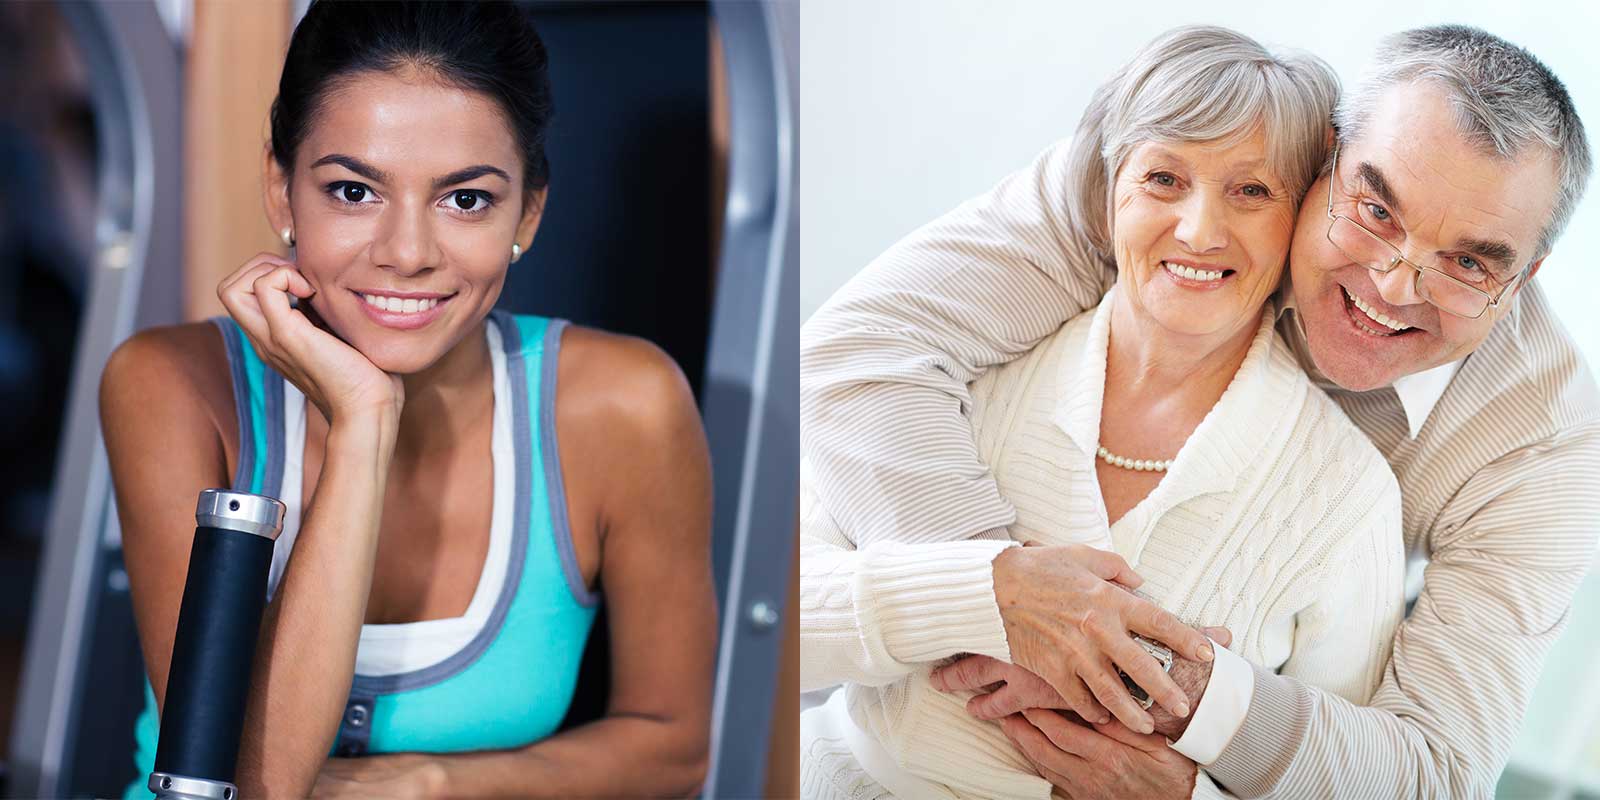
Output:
[348, 310, 531, 694]
[263, 367, 285, 499]
[539, 318, 600, 607]
[212, 317, 255, 491]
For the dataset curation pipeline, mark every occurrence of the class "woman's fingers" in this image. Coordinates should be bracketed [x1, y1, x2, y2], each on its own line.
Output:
[1070, 545, 1143, 589]
[218, 257, 289, 346]
[1101, 630, 1188, 719]
[1126, 593, 1213, 663]
[1203, 625, 1233, 649]
[1072, 652, 1152, 734]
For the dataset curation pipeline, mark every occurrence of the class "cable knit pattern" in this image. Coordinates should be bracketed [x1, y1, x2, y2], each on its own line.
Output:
[800, 289, 1406, 798]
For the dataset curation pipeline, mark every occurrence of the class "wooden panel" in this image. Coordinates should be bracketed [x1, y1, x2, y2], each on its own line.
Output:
[183, 0, 291, 322]
[765, 527, 799, 798]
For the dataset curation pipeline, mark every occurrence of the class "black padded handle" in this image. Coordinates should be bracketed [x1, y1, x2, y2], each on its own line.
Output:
[153, 525, 275, 782]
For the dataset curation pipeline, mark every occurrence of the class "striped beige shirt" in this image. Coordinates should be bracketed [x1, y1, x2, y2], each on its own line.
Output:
[799, 137, 1600, 798]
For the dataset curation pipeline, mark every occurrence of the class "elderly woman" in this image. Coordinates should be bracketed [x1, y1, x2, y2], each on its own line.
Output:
[799, 26, 1405, 799]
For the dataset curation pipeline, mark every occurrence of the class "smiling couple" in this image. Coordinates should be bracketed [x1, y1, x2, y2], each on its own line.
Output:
[799, 23, 1598, 800]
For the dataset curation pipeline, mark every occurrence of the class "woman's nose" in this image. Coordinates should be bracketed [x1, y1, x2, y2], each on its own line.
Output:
[1173, 191, 1228, 253]
[371, 200, 439, 274]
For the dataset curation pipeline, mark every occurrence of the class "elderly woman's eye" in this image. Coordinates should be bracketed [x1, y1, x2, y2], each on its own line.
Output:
[1150, 172, 1178, 187]
[1241, 184, 1270, 198]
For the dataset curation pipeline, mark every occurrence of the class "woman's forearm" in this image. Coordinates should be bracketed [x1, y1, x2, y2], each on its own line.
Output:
[429, 714, 708, 799]
[235, 414, 397, 798]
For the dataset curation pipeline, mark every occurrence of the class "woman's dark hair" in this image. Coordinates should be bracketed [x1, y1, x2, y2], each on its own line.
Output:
[269, 0, 553, 198]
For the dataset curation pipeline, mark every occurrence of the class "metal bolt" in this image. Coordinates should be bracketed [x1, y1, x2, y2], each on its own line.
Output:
[99, 232, 134, 271]
[748, 601, 779, 631]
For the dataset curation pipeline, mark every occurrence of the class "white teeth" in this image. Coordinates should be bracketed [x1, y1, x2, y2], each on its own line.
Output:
[1163, 261, 1225, 282]
[1346, 290, 1411, 331]
[362, 294, 440, 313]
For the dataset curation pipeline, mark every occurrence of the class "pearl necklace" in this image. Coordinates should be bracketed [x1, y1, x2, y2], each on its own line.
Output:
[1096, 445, 1175, 473]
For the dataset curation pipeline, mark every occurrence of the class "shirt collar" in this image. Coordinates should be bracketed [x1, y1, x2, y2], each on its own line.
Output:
[1391, 359, 1462, 438]
[1277, 273, 1460, 438]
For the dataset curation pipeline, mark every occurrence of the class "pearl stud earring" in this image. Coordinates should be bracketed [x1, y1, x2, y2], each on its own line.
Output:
[281, 227, 295, 247]
[511, 243, 522, 262]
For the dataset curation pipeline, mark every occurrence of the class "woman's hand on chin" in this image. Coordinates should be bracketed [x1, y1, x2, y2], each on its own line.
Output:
[988, 543, 1213, 733]
[217, 253, 405, 427]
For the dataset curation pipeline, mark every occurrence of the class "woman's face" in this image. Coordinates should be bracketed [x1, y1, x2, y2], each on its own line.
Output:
[266, 69, 543, 374]
[1109, 130, 1297, 342]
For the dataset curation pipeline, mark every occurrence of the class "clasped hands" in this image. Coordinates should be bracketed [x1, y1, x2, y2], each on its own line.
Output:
[942, 543, 1233, 798]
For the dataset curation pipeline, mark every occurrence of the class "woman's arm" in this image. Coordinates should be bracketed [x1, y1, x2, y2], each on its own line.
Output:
[237, 414, 398, 796]
[106, 328, 400, 800]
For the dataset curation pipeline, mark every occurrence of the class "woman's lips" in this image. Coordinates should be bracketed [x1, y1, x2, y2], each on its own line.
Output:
[353, 290, 454, 330]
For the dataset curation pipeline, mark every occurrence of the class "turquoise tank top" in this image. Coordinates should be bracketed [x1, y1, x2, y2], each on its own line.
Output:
[123, 311, 599, 799]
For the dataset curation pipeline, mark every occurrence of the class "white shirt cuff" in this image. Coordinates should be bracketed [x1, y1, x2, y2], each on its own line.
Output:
[1169, 638, 1254, 765]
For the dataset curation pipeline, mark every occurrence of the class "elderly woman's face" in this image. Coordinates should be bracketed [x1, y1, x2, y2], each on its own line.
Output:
[1110, 130, 1296, 341]
[273, 69, 541, 374]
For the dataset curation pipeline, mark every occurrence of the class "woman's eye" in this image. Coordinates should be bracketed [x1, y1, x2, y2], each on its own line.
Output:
[445, 190, 494, 215]
[328, 181, 376, 205]
[1151, 172, 1177, 187]
[1241, 184, 1269, 198]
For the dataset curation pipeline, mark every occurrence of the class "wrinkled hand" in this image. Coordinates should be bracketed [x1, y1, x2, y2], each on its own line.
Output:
[310, 753, 444, 799]
[931, 654, 1076, 720]
[989, 544, 1214, 732]
[933, 626, 1232, 726]
[217, 253, 404, 426]
[1000, 708, 1197, 800]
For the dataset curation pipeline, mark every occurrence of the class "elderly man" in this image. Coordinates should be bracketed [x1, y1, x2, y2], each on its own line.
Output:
[800, 24, 1597, 799]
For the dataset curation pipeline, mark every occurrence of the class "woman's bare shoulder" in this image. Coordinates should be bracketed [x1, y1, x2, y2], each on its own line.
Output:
[101, 319, 235, 450]
[554, 324, 698, 434]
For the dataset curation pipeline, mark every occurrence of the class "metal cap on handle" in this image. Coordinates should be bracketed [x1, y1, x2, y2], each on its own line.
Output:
[149, 773, 237, 800]
[194, 489, 286, 540]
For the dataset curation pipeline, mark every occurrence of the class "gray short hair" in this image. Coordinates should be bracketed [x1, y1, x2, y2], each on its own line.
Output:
[1065, 25, 1340, 263]
[1334, 25, 1591, 262]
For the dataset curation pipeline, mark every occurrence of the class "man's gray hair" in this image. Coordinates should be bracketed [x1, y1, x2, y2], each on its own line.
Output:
[1065, 25, 1340, 263]
[1334, 24, 1591, 262]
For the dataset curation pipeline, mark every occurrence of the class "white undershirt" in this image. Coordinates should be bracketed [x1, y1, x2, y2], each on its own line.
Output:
[266, 322, 514, 676]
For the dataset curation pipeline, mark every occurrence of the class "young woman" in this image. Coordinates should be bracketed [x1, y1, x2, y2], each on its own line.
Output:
[101, 3, 715, 797]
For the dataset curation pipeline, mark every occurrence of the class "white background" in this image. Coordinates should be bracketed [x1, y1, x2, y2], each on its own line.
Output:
[800, 2, 1600, 795]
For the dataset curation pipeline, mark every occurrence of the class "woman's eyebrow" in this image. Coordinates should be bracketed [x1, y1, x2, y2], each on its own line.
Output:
[310, 153, 511, 189]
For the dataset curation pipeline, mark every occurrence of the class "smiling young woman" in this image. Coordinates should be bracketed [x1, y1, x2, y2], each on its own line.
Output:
[99, 3, 716, 798]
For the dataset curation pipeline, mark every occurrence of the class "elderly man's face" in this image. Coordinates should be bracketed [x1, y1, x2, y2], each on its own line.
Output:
[1288, 81, 1560, 391]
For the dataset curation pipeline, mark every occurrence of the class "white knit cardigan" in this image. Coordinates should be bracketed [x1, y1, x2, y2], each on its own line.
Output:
[799, 289, 1406, 799]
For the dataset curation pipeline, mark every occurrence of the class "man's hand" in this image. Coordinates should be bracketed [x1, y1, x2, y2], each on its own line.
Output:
[1151, 648, 1216, 740]
[930, 654, 1089, 720]
[1000, 708, 1198, 800]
